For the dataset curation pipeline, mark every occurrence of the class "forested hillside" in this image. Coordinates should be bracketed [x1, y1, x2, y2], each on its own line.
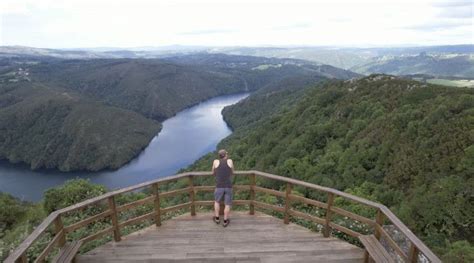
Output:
[28, 55, 358, 121]
[0, 54, 357, 171]
[187, 75, 474, 260]
[28, 59, 244, 120]
[0, 81, 160, 171]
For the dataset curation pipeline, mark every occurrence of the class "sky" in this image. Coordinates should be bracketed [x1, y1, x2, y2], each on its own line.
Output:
[0, 0, 472, 49]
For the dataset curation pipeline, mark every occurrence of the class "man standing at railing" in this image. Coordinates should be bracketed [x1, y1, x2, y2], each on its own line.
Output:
[212, 149, 234, 227]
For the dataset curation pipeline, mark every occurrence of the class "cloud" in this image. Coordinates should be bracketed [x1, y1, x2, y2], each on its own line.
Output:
[432, 0, 472, 8]
[178, 29, 238, 35]
[432, 0, 473, 18]
[1, 0, 472, 48]
[436, 6, 473, 18]
[271, 23, 312, 31]
[0, 1, 31, 15]
[403, 19, 472, 32]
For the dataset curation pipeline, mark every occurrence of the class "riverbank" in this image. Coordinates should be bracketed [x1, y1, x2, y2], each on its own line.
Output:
[0, 93, 249, 201]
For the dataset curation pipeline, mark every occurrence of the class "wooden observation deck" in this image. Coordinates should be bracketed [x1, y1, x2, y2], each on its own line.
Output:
[6, 171, 441, 263]
[78, 212, 365, 262]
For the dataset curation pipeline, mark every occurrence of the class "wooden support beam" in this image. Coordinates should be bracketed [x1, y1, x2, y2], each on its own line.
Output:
[64, 210, 112, 233]
[151, 183, 161, 226]
[284, 183, 292, 224]
[323, 192, 335, 237]
[329, 222, 361, 238]
[375, 224, 409, 261]
[188, 176, 196, 216]
[19, 253, 27, 263]
[254, 186, 286, 197]
[249, 173, 256, 215]
[193, 186, 214, 192]
[159, 187, 192, 198]
[108, 196, 121, 242]
[288, 194, 328, 209]
[80, 227, 114, 244]
[253, 201, 285, 213]
[408, 242, 419, 263]
[54, 214, 66, 248]
[375, 209, 384, 240]
[288, 209, 325, 225]
[161, 202, 192, 214]
[118, 212, 155, 228]
[116, 196, 154, 212]
[34, 230, 64, 263]
[331, 206, 375, 226]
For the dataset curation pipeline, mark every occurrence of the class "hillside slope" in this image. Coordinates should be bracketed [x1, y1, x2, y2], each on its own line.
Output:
[28, 59, 244, 120]
[188, 75, 474, 259]
[0, 55, 358, 171]
[0, 82, 160, 171]
[28, 56, 358, 120]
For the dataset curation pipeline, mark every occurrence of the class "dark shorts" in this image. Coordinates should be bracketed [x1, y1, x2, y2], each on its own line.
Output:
[214, 188, 233, 206]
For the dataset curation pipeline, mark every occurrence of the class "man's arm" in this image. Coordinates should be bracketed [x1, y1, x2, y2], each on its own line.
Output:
[211, 159, 218, 175]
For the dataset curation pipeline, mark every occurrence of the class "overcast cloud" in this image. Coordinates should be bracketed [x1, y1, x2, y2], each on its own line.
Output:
[0, 0, 472, 48]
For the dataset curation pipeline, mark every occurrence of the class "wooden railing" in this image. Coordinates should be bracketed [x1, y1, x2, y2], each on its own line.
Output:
[5, 171, 441, 263]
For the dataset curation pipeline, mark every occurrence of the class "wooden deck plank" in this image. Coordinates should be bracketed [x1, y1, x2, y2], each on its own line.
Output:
[78, 212, 364, 263]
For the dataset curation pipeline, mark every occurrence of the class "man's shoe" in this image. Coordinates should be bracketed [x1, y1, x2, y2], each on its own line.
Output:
[213, 216, 220, 224]
[223, 219, 230, 227]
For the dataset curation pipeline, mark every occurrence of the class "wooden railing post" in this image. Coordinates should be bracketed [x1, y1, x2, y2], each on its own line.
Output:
[323, 192, 335, 237]
[374, 209, 384, 240]
[249, 173, 256, 215]
[4, 171, 442, 263]
[408, 242, 419, 263]
[107, 196, 121, 242]
[151, 183, 162, 226]
[54, 214, 66, 248]
[283, 183, 292, 224]
[188, 175, 196, 216]
[18, 253, 27, 263]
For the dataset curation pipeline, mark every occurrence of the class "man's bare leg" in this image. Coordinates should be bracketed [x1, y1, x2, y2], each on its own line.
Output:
[224, 205, 231, 220]
[214, 201, 220, 218]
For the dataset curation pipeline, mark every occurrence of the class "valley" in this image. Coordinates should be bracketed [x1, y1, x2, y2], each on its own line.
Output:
[0, 48, 472, 262]
[0, 54, 356, 172]
[0, 93, 248, 201]
[2, 1, 473, 261]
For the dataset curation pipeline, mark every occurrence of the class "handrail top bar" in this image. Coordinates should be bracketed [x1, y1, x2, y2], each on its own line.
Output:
[56, 172, 198, 214]
[380, 206, 440, 262]
[5, 212, 59, 262]
[5, 170, 441, 263]
[250, 170, 382, 209]
[249, 170, 440, 262]
[57, 170, 379, 214]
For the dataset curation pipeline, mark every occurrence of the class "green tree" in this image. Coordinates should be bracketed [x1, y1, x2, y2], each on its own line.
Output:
[43, 179, 107, 213]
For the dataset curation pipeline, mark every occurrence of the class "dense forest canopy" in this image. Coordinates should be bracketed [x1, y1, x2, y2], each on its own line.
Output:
[0, 55, 357, 172]
[187, 75, 474, 261]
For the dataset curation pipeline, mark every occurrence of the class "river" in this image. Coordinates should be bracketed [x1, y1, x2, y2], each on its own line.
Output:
[0, 93, 249, 201]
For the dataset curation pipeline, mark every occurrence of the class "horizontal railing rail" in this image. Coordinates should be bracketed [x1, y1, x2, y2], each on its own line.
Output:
[5, 170, 441, 263]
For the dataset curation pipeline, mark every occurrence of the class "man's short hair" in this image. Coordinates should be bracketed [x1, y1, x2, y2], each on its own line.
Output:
[218, 149, 228, 159]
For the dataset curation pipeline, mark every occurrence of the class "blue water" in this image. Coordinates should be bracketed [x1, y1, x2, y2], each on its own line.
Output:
[0, 93, 249, 201]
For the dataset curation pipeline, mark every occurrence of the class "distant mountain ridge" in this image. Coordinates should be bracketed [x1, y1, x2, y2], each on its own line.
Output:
[351, 53, 474, 78]
[2, 45, 473, 78]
